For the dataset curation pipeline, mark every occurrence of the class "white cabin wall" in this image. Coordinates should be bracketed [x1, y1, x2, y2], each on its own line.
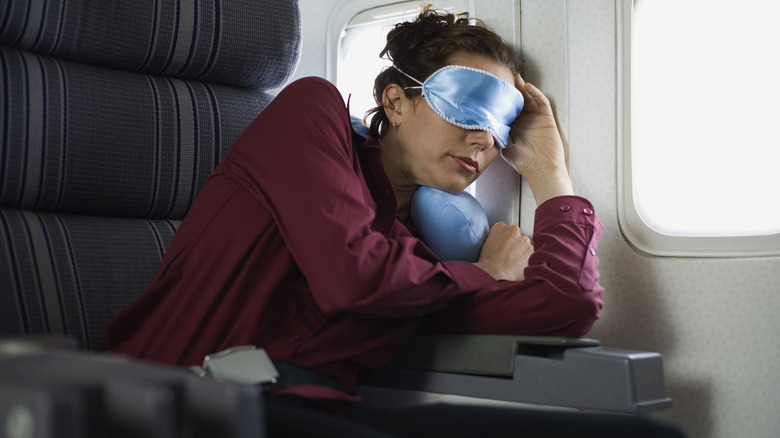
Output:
[518, 1, 780, 438]
[291, 0, 340, 81]
[471, 0, 523, 227]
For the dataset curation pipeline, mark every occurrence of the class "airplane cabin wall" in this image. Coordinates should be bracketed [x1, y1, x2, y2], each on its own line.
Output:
[295, 1, 780, 437]
[521, 2, 780, 438]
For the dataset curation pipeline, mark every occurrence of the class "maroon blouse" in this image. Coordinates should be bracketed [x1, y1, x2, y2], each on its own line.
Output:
[108, 77, 604, 403]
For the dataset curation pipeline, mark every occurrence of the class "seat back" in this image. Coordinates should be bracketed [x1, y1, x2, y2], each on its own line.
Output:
[0, 0, 301, 350]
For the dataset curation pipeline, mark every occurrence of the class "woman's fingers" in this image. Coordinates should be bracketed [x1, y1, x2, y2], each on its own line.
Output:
[475, 222, 534, 282]
[514, 73, 526, 91]
[514, 74, 539, 114]
[522, 81, 553, 116]
[514, 73, 555, 117]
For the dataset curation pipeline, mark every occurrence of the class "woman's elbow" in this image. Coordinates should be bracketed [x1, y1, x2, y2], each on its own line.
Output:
[553, 285, 603, 338]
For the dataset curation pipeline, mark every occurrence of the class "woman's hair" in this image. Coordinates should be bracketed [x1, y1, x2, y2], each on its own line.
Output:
[366, 6, 522, 139]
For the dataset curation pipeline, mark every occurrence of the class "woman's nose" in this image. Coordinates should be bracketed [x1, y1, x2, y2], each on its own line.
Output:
[467, 129, 495, 151]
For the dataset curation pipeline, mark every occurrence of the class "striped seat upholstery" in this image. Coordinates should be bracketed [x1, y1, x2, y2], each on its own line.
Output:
[0, 0, 301, 350]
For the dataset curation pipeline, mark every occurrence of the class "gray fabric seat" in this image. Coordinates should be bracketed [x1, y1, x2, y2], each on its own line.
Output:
[0, 0, 301, 351]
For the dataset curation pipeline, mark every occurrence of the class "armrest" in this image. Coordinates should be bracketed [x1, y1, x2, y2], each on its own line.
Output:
[379, 334, 600, 376]
[359, 335, 672, 413]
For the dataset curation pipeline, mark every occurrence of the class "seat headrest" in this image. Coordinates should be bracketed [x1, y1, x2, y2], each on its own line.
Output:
[0, 0, 301, 89]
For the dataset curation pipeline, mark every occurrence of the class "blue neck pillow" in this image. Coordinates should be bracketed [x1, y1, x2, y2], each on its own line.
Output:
[410, 186, 490, 262]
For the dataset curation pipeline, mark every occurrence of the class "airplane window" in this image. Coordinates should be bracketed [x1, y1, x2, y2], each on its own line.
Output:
[336, 6, 395, 120]
[619, 0, 780, 256]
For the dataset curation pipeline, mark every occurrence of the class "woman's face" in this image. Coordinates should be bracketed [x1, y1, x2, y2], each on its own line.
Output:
[388, 51, 515, 194]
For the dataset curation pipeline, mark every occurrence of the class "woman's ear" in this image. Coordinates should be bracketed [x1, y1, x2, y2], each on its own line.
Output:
[382, 84, 405, 116]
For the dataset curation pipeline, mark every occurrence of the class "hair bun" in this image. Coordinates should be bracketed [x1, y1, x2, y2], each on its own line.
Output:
[382, 7, 469, 66]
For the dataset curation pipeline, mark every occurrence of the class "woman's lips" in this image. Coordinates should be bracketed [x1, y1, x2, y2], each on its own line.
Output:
[452, 156, 479, 174]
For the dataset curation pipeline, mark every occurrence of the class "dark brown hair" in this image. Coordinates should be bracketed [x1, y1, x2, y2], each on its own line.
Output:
[366, 6, 522, 139]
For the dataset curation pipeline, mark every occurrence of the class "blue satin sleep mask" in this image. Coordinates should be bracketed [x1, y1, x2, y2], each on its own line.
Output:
[411, 186, 490, 262]
[394, 65, 524, 149]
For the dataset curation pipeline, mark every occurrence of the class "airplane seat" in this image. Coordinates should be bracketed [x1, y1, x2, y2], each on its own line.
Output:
[0, 0, 301, 351]
[0, 1, 301, 435]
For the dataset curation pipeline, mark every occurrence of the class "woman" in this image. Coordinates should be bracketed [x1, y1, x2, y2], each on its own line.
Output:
[106, 8, 675, 438]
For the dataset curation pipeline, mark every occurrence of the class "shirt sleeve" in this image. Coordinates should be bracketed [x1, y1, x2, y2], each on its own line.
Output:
[219, 77, 494, 318]
[422, 196, 604, 338]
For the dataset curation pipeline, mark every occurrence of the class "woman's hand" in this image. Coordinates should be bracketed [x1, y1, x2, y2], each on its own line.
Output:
[502, 75, 574, 205]
[474, 222, 534, 282]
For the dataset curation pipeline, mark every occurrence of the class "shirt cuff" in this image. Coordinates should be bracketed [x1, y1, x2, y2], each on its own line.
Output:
[534, 195, 600, 233]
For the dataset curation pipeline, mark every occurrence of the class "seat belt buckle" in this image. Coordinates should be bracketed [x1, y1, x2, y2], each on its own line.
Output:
[192, 345, 279, 386]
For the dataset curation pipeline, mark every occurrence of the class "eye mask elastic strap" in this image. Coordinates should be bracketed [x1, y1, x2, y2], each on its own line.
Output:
[392, 65, 423, 89]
